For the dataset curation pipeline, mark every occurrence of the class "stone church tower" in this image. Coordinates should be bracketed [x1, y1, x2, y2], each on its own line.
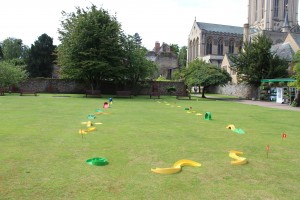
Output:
[248, 0, 298, 32]
[246, 0, 300, 44]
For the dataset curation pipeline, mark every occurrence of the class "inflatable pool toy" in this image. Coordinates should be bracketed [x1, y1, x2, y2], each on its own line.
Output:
[151, 159, 201, 174]
[204, 112, 212, 120]
[87, 114, 96, 119]
[79, 129, 88, 134]
[81, 121, 103, 127]
[226, 124, 245, 134]
[79, 127, 96, 134]
[103, 102, 109, 108]
[229, 150, 247, 165]
[86, 157, 109, 166]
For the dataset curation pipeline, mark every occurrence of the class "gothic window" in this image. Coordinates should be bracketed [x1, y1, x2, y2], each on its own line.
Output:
[217, 38, 223, 55]
[255, 0, 258, 21]
[261, 0, 265, 19]
[206, 38, 212, 55]
[274, 0, 279, 17]
[284, 0, 288, 17]
[229, 40, 234, 54]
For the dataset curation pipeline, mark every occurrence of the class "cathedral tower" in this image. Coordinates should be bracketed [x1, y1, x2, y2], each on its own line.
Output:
[248, 0, 299, 32]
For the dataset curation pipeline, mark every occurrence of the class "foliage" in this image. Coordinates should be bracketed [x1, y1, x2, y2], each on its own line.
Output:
[0, 61, 28, 88]
[27, 34, 56, 78]
[118, 34, 157, 88]
[57, 5, 124, 89]
[156, 75, 170, 81]
[166, 86, 176, 95]
[291, 50, 300, 106]
[1, 37, 29, 61]
[230, 34, 289, 86]
[0, 45, 3, 60]
[181, 59, 231, 97]
[178, 46, 187, 68]
[169, 44, 179, 55]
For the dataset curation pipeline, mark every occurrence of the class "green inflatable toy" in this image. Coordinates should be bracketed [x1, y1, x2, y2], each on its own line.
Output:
[86, 157, 109, 166]
[87, 114, 96, 119]
[204, 112, 212, 120]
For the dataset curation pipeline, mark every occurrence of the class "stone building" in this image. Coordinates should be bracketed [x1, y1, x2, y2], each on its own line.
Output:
[188, 0, 300, 85]
[230, 0, 300, 84]
[146, 41, 178, 79]
[187, 20, 243, 67]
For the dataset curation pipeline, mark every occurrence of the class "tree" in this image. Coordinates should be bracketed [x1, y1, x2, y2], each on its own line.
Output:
[170, 44, 179, 55]
[27, 34, 56, 77]
[291, 51, 300, 106]
[0, 61, 28, 88]
[118, 34, 157, 88]
[1, 37, 27, 60]
[181, 59, 231, 98]
[178, 46, 187, 68]
[57, 5, 124, 89]
[0, 45, 3, 60]
[230, 34, 289, 86]
[132, 33, 142, 46]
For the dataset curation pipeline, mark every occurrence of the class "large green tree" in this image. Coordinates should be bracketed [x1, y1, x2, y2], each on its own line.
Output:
[178, 46, 187, 68]
[27, 34, 56, 77]
[230, 34, 289, 86]
[0, 61, 28, 89]
[170, 44, 179, 55]
[181, 59, 231, 98]
[291, 51, 300, 106]
[0, 45, 3, 60]
[1, 38, 28, 60]
[57, 5, 124, 89]
[119, 34, 157, 88]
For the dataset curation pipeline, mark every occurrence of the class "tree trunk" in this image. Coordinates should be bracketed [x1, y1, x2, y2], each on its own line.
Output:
[295, 90, 300, 107]
[202, 86, 206, 98]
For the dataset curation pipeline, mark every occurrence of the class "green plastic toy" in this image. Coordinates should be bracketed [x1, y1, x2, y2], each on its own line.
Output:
[86, 157, 109, 166]
[204, 112, 212, 120]
[87, 114, 96, 119]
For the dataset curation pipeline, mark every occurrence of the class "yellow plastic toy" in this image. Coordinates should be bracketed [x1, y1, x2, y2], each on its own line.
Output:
[79, 127, 96, 134]
[81, 121, 102, 127]
[226, 124, 236, 130]
[229, 150, 248, 165]
[151, 159, 201, 174]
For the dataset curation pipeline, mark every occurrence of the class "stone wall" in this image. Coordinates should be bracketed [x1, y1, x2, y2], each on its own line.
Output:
[17, 78, 187, 95]
[209, 84, 258, 99]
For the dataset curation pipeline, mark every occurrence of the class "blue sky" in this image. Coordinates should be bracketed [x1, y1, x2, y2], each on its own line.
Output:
[0, 0, 294, 50]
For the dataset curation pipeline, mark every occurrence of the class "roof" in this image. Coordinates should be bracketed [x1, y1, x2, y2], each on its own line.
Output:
[270, 42, 294, 61]
[289, 33, 300, 47]
[261, 78, 295, 83]
[196, 22, 243, 35]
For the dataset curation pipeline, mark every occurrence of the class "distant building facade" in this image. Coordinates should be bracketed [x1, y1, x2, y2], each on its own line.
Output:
[146, 41, 178, 79]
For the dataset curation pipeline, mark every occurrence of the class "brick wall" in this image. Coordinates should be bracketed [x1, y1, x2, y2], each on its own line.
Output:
[18, 78, 187, 95]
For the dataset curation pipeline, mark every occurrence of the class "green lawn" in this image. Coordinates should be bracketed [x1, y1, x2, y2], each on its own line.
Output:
[1, 94, 300, 200]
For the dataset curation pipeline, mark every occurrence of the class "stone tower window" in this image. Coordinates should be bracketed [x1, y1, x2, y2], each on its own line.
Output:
[229, 40, 234, 54]
[206, 37, 212, 55]
[284, 0, 288, 17]
[218, 38, 224, 55]
[274, 0, 279, 17]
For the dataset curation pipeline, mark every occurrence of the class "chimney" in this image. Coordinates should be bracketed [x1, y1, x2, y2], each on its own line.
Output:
[154, 41, 160, 53]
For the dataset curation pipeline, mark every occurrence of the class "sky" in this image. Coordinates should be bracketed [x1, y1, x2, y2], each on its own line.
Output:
[0, 0, 272, 50]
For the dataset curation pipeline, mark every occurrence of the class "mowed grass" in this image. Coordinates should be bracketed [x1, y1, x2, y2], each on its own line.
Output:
[1, 94, 300, 200]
